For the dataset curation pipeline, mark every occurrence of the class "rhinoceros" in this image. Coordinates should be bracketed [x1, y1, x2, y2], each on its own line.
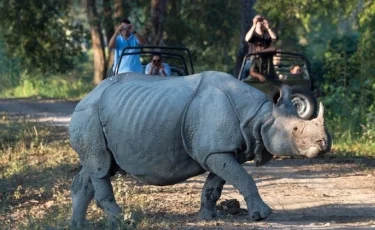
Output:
[69, 71, 331, 226]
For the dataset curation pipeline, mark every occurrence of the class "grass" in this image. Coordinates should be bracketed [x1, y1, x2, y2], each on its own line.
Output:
[0, 51, 95, 100]
[0, 116, 203, 229]
[0, 115, 78, 228]
[326, 121, 375, 157]
[0, 70, 95, 100]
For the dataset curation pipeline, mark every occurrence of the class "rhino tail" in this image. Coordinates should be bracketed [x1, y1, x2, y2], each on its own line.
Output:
[69, 106, 111, 178]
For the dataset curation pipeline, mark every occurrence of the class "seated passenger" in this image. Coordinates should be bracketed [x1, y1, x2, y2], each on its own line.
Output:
[145, 54, 171, 76]
[290, 64, 302, 74]
[240, 56, 255, 80]
[249, 43, 271, 82]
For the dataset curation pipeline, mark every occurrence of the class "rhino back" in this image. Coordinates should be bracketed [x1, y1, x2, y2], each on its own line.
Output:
[99, 74, 205, 185]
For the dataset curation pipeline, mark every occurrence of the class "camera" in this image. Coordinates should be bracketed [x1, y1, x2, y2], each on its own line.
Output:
[258, 17, 264, 22]
[121, 25, 131, 31]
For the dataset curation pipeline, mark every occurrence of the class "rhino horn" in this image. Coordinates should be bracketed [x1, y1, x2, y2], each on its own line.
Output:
[317, 102, 324, 121]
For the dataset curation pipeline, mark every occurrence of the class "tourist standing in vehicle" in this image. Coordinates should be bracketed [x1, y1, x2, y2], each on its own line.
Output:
[245, 15, 278, 82]
[245, 15, 277, 53]
[145, 54, 171, 76]
[108, 19, 147, 74]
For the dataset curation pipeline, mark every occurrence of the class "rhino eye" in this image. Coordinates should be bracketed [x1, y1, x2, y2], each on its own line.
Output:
[293, 126, 298, 132]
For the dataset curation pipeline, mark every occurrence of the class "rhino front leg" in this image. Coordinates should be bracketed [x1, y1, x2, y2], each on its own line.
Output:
[205, 153, 272, 221]
[90, 175, 122, 227]
[198, 173, 226, 219]
[71, 169, 94, 227]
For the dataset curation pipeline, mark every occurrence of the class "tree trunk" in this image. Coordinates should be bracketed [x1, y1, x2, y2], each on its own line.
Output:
[86, 0, 107, 84]
[234, 0, 256, 77]
[146, 0, 167, 45]
[103, 0, 114, 44]
[103, 0, 115, 69]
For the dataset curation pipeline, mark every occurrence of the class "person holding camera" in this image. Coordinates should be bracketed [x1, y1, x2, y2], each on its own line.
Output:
[145, 53, 171, 76]
[108, 18, 147, 74]
[245, 15, 277, 53]
[244, 15, 277, 82]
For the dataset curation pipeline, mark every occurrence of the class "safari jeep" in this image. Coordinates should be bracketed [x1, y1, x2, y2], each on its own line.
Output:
[238, 50, 319, 120]
[107, 46, 195, 78]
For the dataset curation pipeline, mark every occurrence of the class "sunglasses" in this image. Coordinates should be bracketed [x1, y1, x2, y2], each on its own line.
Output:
[152, 59, 161, 63]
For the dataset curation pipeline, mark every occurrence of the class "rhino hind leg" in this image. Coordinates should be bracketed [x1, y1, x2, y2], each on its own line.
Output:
[71, 169, 94, 227]
[205, 153, 272, 221]
[91, 175, 122, 227]
[198, 173, 226, 219]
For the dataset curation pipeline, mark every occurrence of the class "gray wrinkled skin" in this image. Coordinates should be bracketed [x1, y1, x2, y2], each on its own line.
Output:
[69, 71, 331, 226]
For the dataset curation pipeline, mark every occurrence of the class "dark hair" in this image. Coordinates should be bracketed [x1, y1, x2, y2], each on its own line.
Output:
[290, 64, 300, 71]
[152, 52, 162, 58]
[121, 19, 131, 24]
[151, 53, 163, 63]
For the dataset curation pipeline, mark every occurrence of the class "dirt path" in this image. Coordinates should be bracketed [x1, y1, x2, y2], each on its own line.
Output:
[1, 99, 374, 229]
[0, 98, 77, 126]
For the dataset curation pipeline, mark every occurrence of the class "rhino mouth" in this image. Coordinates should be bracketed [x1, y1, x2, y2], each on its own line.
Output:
[300, 146, 321, 158]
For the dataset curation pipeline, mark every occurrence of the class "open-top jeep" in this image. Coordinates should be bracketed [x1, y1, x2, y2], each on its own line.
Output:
[107, 46, 195, 77]
[238, 50, 319, 120]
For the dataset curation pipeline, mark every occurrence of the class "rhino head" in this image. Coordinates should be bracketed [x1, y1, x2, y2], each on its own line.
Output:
[261, 85, 331, 158]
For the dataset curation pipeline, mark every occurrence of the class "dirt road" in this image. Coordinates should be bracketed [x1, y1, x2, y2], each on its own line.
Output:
[1, 99, 374, 229]
[0, 98, 77, 126]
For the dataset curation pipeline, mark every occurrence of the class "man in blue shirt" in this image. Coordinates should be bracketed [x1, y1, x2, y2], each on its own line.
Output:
[108, 19, 147, 74]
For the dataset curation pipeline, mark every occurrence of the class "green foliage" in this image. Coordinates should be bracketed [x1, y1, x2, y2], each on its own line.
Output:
[127, 0, 242, 73]
[0, 36, 21, 91]
[0, 29, 93, 99]
[164, 1, 242, 73]
[0, 0, 85, 74]
[1, 73, 93, 99]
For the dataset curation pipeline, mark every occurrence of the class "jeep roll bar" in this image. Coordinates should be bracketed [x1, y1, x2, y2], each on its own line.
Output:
[113, 46, 195, 76]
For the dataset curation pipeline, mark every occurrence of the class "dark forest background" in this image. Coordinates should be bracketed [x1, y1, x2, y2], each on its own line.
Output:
[0, 0, 374, 153]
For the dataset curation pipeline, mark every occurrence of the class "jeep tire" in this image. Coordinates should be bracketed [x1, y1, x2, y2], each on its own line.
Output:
[291, 86, 317, 120]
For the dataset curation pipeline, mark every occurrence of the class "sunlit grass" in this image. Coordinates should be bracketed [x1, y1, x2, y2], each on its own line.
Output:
[0, 116, 79, 228]
[0, 72, 95, 100]
[0, 51, 95, 100]
[0, 117, 197, 229]
[327, 122, 375, 157]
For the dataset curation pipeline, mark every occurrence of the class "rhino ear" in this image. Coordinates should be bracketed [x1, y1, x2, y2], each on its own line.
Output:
[279, 85, 292, 102]
[268, 85, 292, 106]
[268, 85, 281, 104]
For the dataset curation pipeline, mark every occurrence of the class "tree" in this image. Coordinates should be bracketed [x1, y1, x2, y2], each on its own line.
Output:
[234, 0, 256, 76]
[102, 0, 115, 68]
[163, 1, 241, 73]
[0, 0, 83, 74]
[86, 0, 107, 84]
[145, 0, 168, 45]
